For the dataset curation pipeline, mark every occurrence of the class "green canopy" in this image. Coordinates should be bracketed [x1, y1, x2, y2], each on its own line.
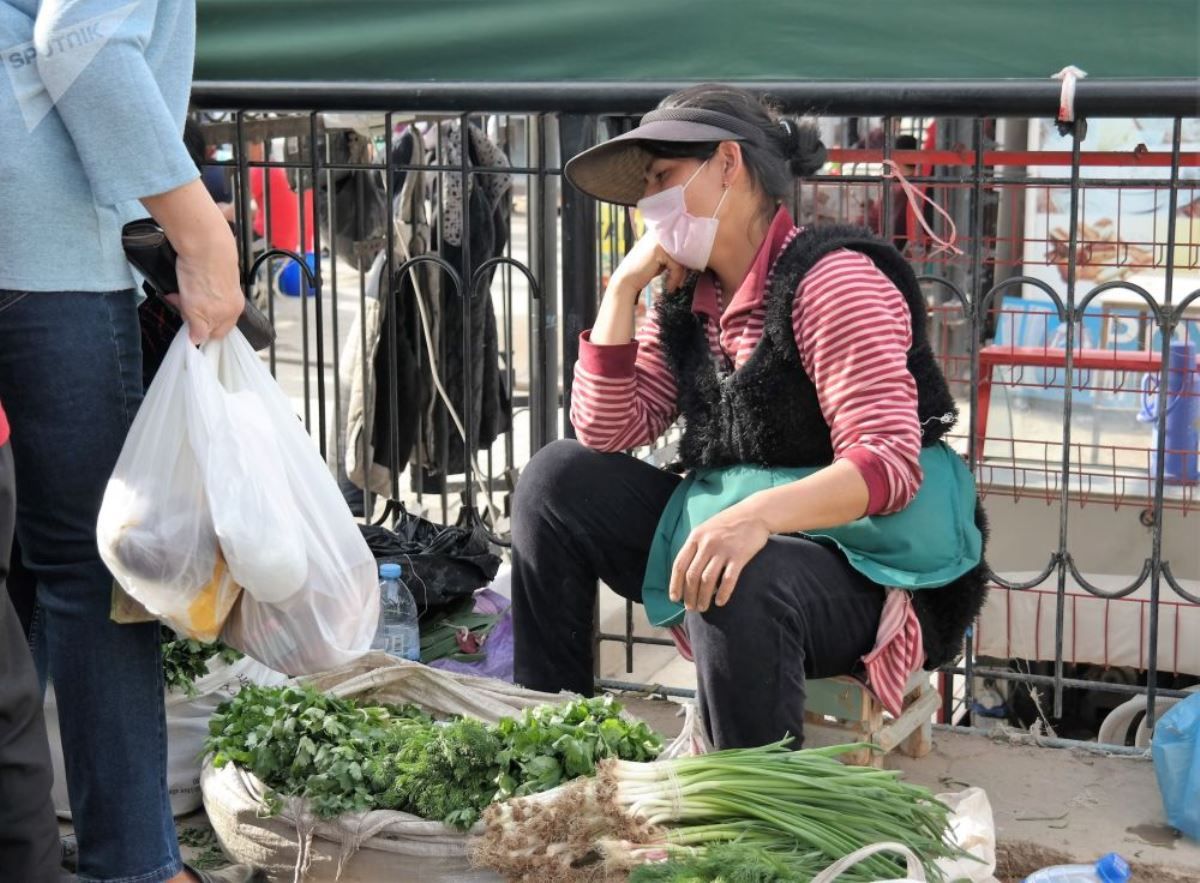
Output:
[196, 0, 1200, 82]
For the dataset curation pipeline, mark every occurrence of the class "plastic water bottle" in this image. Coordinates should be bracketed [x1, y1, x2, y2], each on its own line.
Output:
[371, 562, 420, 661]
[1024, 852, 1131, 883]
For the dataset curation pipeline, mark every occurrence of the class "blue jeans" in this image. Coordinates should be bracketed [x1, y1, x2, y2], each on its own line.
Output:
[0, 290, 182, 883]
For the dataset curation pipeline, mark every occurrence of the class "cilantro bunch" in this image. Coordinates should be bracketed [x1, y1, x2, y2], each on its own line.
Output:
[205, 686, 664, 831]
[206, 684, 429, 818]
[161, 628, 242, 697]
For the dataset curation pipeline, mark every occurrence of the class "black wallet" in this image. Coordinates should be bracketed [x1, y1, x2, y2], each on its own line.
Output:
[121, 218, 276, 351]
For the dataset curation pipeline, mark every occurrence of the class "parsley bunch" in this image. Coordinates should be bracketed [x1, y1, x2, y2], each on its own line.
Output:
[206, 684, 429, 818]
[161, 628, 242, 697]
[206, 686, 664, 831]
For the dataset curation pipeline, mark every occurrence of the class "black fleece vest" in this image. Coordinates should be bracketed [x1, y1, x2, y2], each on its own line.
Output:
[656, 224, 989, 669]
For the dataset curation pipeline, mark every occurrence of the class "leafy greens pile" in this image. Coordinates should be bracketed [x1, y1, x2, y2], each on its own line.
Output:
[161, 628, 242, 697]
[205, 685, 662, 830]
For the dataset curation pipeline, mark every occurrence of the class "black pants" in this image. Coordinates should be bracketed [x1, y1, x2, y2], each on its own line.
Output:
[511, 440, 886, 749]
[0, 442, 60, 882]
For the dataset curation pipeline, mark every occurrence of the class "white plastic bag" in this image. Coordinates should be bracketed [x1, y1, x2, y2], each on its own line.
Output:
[811, 842, 926, 883]
[97, 332, 239, 641]
[99, 327, 379, 672]
[184, 337, 306, 602]
[934, 787, 998, 882]
[200, 331, 380, 674]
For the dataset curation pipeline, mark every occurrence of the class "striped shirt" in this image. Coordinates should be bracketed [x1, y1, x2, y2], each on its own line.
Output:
[570, 208, 924, 515]
[570, 208, 927, 716]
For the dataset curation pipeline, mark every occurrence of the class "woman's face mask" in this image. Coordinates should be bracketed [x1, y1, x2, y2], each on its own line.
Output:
[636, 160, 729, 271]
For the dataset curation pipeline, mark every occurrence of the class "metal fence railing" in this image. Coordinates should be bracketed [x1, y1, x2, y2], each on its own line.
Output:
[191, 79, 1200, 750]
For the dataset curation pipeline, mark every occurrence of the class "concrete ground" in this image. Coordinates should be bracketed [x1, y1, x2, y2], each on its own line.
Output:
[891, 730, 1200, 883]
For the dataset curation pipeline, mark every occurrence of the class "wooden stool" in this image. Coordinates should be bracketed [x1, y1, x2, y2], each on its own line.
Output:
[804, 672, 940, 768]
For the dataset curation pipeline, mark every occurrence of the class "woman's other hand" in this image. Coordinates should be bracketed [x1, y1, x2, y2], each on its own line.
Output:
[670, 505, 770, 613]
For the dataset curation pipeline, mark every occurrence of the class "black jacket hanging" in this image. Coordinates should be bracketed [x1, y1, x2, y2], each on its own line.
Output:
[423, 122, 513, 477]
[357, 124, 514, 487]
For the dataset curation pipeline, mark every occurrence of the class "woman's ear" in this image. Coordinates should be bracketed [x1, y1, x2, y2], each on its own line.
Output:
[718, 141, 743, 187]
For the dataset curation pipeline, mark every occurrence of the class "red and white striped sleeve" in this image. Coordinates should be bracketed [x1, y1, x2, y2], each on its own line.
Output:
[794, 249, 923, 515]
[568, 314, 680, 452]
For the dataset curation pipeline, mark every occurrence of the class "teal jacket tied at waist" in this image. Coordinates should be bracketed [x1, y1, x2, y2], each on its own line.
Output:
[641, 442, 983, 628]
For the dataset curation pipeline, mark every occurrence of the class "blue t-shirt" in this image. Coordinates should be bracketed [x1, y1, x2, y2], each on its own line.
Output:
[0, 1, 199, 292]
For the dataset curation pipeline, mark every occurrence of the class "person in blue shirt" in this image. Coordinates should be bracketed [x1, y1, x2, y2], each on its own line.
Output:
[0, 2, 259, 881]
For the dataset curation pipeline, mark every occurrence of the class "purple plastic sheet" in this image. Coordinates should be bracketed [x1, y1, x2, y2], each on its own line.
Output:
[427, 588, 513, 682]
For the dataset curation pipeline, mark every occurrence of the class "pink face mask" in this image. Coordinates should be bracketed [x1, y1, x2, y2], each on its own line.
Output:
[636, 161, 729, 271]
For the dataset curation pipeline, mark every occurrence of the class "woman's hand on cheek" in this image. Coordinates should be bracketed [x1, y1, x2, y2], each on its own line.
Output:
[611, 233, 687, 299]
[669, 505, 771, 614]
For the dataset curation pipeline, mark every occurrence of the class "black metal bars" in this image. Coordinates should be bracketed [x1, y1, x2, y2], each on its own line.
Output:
[193, 79, 1200, 117]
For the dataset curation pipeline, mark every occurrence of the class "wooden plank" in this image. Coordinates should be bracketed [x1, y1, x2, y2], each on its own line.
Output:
[873, 689, 941, 754]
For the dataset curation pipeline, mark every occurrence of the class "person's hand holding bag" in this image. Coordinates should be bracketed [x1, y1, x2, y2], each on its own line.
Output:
[141, 180, 245, 345]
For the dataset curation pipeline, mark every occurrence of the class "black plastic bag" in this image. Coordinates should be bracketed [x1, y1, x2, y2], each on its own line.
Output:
[359, 506, 500, 620]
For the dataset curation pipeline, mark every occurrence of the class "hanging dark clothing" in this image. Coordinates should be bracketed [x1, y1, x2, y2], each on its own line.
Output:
[423, 121, 513, 477]
[340, 123, 513, 495]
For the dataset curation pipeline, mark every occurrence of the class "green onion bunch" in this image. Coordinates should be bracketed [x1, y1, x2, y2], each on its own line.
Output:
[473, 739, 963, 882]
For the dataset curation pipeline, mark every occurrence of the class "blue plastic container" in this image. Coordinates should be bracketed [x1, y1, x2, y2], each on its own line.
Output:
[1138, 341, 1198, 484]
[278, 251, 317, 297]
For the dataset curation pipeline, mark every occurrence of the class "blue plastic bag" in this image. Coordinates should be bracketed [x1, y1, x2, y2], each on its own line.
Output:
[1153, 692, 1200, 840]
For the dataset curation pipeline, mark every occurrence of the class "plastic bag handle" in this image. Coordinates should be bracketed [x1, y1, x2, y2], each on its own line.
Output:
[810, 841, 927, 883]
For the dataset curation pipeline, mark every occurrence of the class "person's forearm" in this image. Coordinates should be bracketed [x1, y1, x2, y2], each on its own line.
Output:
[141, 180, 235, 258]
[141, 179, 245, 343]
[590, 279, 640, 345]
[736, 459, 871, 535]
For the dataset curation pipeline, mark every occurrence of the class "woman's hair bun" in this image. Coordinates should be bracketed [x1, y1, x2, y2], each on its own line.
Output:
[778, 116, 827, 177]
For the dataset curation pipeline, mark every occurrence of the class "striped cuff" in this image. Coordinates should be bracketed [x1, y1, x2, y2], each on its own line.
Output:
[840, 447, 891, 516]
[578, 330, 639, 377]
